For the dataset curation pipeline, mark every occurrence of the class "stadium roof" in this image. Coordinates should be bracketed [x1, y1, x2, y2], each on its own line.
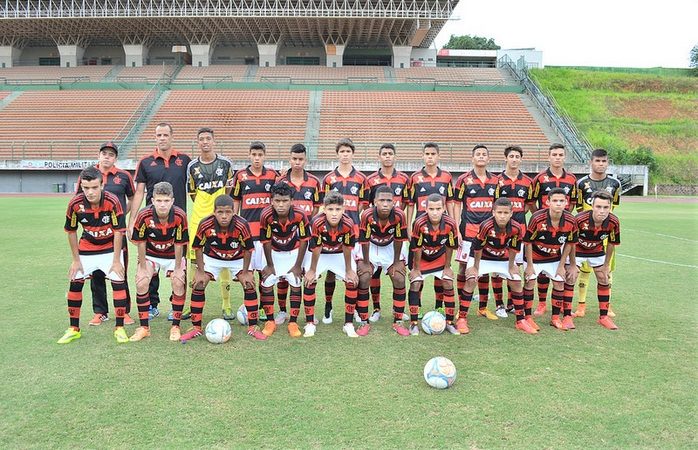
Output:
[0, 0, 458, 48]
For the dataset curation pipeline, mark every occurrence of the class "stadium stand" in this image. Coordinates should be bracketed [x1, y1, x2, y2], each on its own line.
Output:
[256, 66, 385, 83]
[0, 90, 149, 159]
[0, 65, 112, 83]
[394, 67, 509, 85]
[117, 65, 174, 83]
[175, 65, 250, 82]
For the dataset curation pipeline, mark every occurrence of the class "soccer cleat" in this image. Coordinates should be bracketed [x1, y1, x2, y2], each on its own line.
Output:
[478, 308, 498, 320]
[222, 308, 235, 321]
[262, 321, 277, 337]
[303, 323, 317, 337]
[123, 313, 135, 326]
[148, 306, 160, 320]
[445, 322, 461, 335]
[573, 303, 586, 318]
[515, 320, 538, 335]
[533, 302, 547, 317]
[495, 306, 508, 319]
[342, 323, 359, 338]
[180, 327, 203, 343]
[169, 326, 181, 341]
[353, 310, 361, 323]
[247, 326, 268, 340]
[549, 316, 566, 331]
[57, 327, 81, 344]
[113, 327, 129, 344]
[356, 323, 371, 336]
[322, 312, 333, 324]
[167, 310, 174, 321]
[274, 311, 288, 325]
[369, 309, 381, 323]
[456, 317, 470, 334]
[506, 304, 515, 313]
[561, 316, 576, 330]
[409, 323, 420, 336]
[607, 307, 616, 318]
[526, 316, 540, 331]
[598, 316, 619, 330]
[392, 323, 410, 336]
[129, 327, 151, 342]
[258, 309, 268, 322]
[401, 313, 410, 321]
[287, 322, 302, 338]
[181, 308, 191, 320]
[88, 313, 108, 326]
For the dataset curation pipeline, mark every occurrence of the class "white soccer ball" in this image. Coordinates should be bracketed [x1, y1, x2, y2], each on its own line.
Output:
[423, 356, 457, 389]
[421, 310, 446, 335]
[236, 304, 248, 325]
[205, 318, 232, 344]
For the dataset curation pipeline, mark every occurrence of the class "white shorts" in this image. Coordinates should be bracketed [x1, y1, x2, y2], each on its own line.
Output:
[261, 249, 302, 288]
[303, 251, 357, 281]
[466, 259, 521, 281]
[146, 256, 185, 276]
[75, 252, 124, 281]
[203, 255, 245, 281]
[411, 270, 453, 283]
[515, 243, 524, 265]
[525, 261, 564, 282]
[455, 240, 472, 264]
[575, 255, 605, 268]
[251, 241, 266, 271]
[359, 242, 408, 274]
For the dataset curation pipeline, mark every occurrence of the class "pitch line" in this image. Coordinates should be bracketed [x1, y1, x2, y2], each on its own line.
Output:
[617, 253, 698, 269]
[625, 228, 698, 243]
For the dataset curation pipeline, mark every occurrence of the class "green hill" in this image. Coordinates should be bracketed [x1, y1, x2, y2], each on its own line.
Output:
[530, 67, 698, 184]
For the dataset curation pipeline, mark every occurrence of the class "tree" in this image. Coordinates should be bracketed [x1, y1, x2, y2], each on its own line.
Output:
[443, 35, 501, 50]
[691, 44, 698, 76]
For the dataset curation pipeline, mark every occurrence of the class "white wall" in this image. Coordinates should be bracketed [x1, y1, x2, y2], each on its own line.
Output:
[497, 49, 544, 69]
[410, 48, 437, 67]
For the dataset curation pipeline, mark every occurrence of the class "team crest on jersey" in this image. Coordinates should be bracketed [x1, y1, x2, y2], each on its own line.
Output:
[113, 177, 121, 185]
[395, 187, 402, 195]
[563, 186, 570, 194]
[216, 168, 223, 177]
[388, 228, 395, 234]
[175, 158, 183, 167]
[101, 215, 111, 224]
[304, 191, 312, 200]
[518, 189, 525, 197]
[350, 185, 358, 195]
[265, 183, 271, 191]
[558, 236, 567, 244]
[439, 186, 445, 195]
[606, 186, 614, 193]
[488, 188, 495, 196]
[599, 234, 609, 240]
[440, 238, 447, 244]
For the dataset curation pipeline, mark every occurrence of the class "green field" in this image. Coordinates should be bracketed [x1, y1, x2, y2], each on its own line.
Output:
[1, 197, 697, 448]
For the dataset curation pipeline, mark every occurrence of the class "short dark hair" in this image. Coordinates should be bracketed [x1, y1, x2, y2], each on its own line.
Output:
[472, 144, 489, 155]
[591, 190, 613, 204]
[493, 197, 512, 209]
[290, 143, 306, 154]
[548, 187, 567, 198]
[549, 143, 565, 152]
[79, 166, 102, 183]
[504, 145, 523, 158]
[197, 127, 214, 138]
[375, 185, 393, 198]
[155, 122, 173, 134]
[153, 181, 173, 197]
[335, 138, 355, 153]
[324, 191, 344, 206]
[591, 148, 608, 159]
[214, 195, 234, 209]
[379, 143, 396, 155]
[271, 181, 295, 198]
[423, 142, 439, 153]
[250, 141, 266, 153]
[426, 193, 444, 205]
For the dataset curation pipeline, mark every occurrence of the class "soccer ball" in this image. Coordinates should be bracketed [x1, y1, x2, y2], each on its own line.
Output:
[421, 310, 446, 335]
[423, 356, 457, 389]
[236, 304, 248, 325]
[205, 318, 232, 344]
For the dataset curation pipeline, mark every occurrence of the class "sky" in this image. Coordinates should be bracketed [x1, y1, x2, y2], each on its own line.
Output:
[433, 0, 697, 68]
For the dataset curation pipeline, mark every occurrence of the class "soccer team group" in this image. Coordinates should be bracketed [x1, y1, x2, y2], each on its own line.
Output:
[57, 122, 623, 344]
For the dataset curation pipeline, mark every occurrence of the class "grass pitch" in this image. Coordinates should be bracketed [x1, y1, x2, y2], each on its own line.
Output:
[0, 197, 696, 448]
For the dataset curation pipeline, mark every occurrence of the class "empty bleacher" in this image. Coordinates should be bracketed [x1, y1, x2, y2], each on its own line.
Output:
[256, 66, 385, 83]
[394, 67, 509, 85]
[176, 65, 249, 82]
[0, 66, 113, 83]
[117, 65, 174, 83]
[0, 90, 149, 159]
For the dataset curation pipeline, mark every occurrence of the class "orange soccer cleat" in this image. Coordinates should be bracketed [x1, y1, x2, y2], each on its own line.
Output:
[549, 316, 566, 331]
[515, 320, 538, 335]
[526, 316, 540, 331]
[597, 316, 619, 330]
[561, 316, 576, 330]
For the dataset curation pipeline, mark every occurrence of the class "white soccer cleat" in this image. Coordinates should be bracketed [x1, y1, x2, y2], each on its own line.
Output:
[303, 323, 316, 337]
[369, 310, 381, 323]
[353, 311, 361, 323]
[445, 323, 461, 335]
[342, 323, 358, 338]
[322, 313, 333, 324]
[274, 311, 288, 325]
[409, 324, 420, 336]
[495, 306, 508, 319]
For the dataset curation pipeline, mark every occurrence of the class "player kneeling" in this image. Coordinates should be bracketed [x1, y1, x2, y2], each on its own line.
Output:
[408, 194, 459, 336]
[304, 192, 360, 337]
[58, 166, 128, 344]
[459, 198, 533, 334]
[569, 190, 621, 330]
[184, 195, 267, 342]
[130, 182, 188, 341]
[523, 188, 579, 331]
[357, 186, 410, 336]
[259, 182, 311, 338]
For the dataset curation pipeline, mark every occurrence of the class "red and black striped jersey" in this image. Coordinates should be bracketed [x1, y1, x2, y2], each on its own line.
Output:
[410, 214, 458, 262]
[259, 205, 311, 252]
[64, 191, 126, 255]
[366, 168, 410, 209]
[232, 166, 280, 241]
[455, 170, 499, 239]
[131, 205, 188, 259]
[308, 213, 356, 254]
[322, 167, 368, 229]
[359, 207, 408, 247]
[473, 217, 526, 262]
[495, 171, 533, 225]
[524, 209, 578, 263]
[531, 168, 577, 211]
[407, 167, 454, 214]
[192, 215, 254, 262]
[135, 149, 191, 211]
[76, 164, 135, 213]
[276, 169, 322, 216]
[575, 210, 621, 258]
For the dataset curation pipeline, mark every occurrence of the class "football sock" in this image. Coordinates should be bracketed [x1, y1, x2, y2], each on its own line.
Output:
[563, 283, 575, 317]
[67, 280, 85, 329]
[260, 285, 275, 321]
[537, 274, 550, 304]
[434, 278, 444, 309]
[303, 283, 316, 324]
[136, 292, 150, 327]
[289, 285, 301, 323]
[443, 285, 455, 322]
[393, 286, 406, 323]
[370, 269, 382, 310]
[512, 291, 525, 321]
[598, 283, 610, 316]
[459, 288, 473, 318]
[244, 287, 260, 327]
[344, 283, 358, 324]
[190, 288, 205, 328]
[492, 277, 504, 308]
[171, 292, 185, 327]
[324, 278, 336, 316]
[219, 269, 231, 312]
[277, 278, 289, 313]
[507, 290, 514, 310]
[357, 287, 370, 322]
[408, 289, 421, 322]
[112, 281, 128, 328]
[523, 288, 534, 316]
[551, 288, 564, 317]
[478, 275, 490, 309]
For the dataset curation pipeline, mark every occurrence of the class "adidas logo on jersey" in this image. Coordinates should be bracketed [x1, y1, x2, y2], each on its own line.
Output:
[420, 187, 426, 192]
[149, 233, 156, 238]
[470, 189, 477, 194]
[80, 218, 88, 223]
[245, 185, 251, 191]
[210, 240, 218, 246]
